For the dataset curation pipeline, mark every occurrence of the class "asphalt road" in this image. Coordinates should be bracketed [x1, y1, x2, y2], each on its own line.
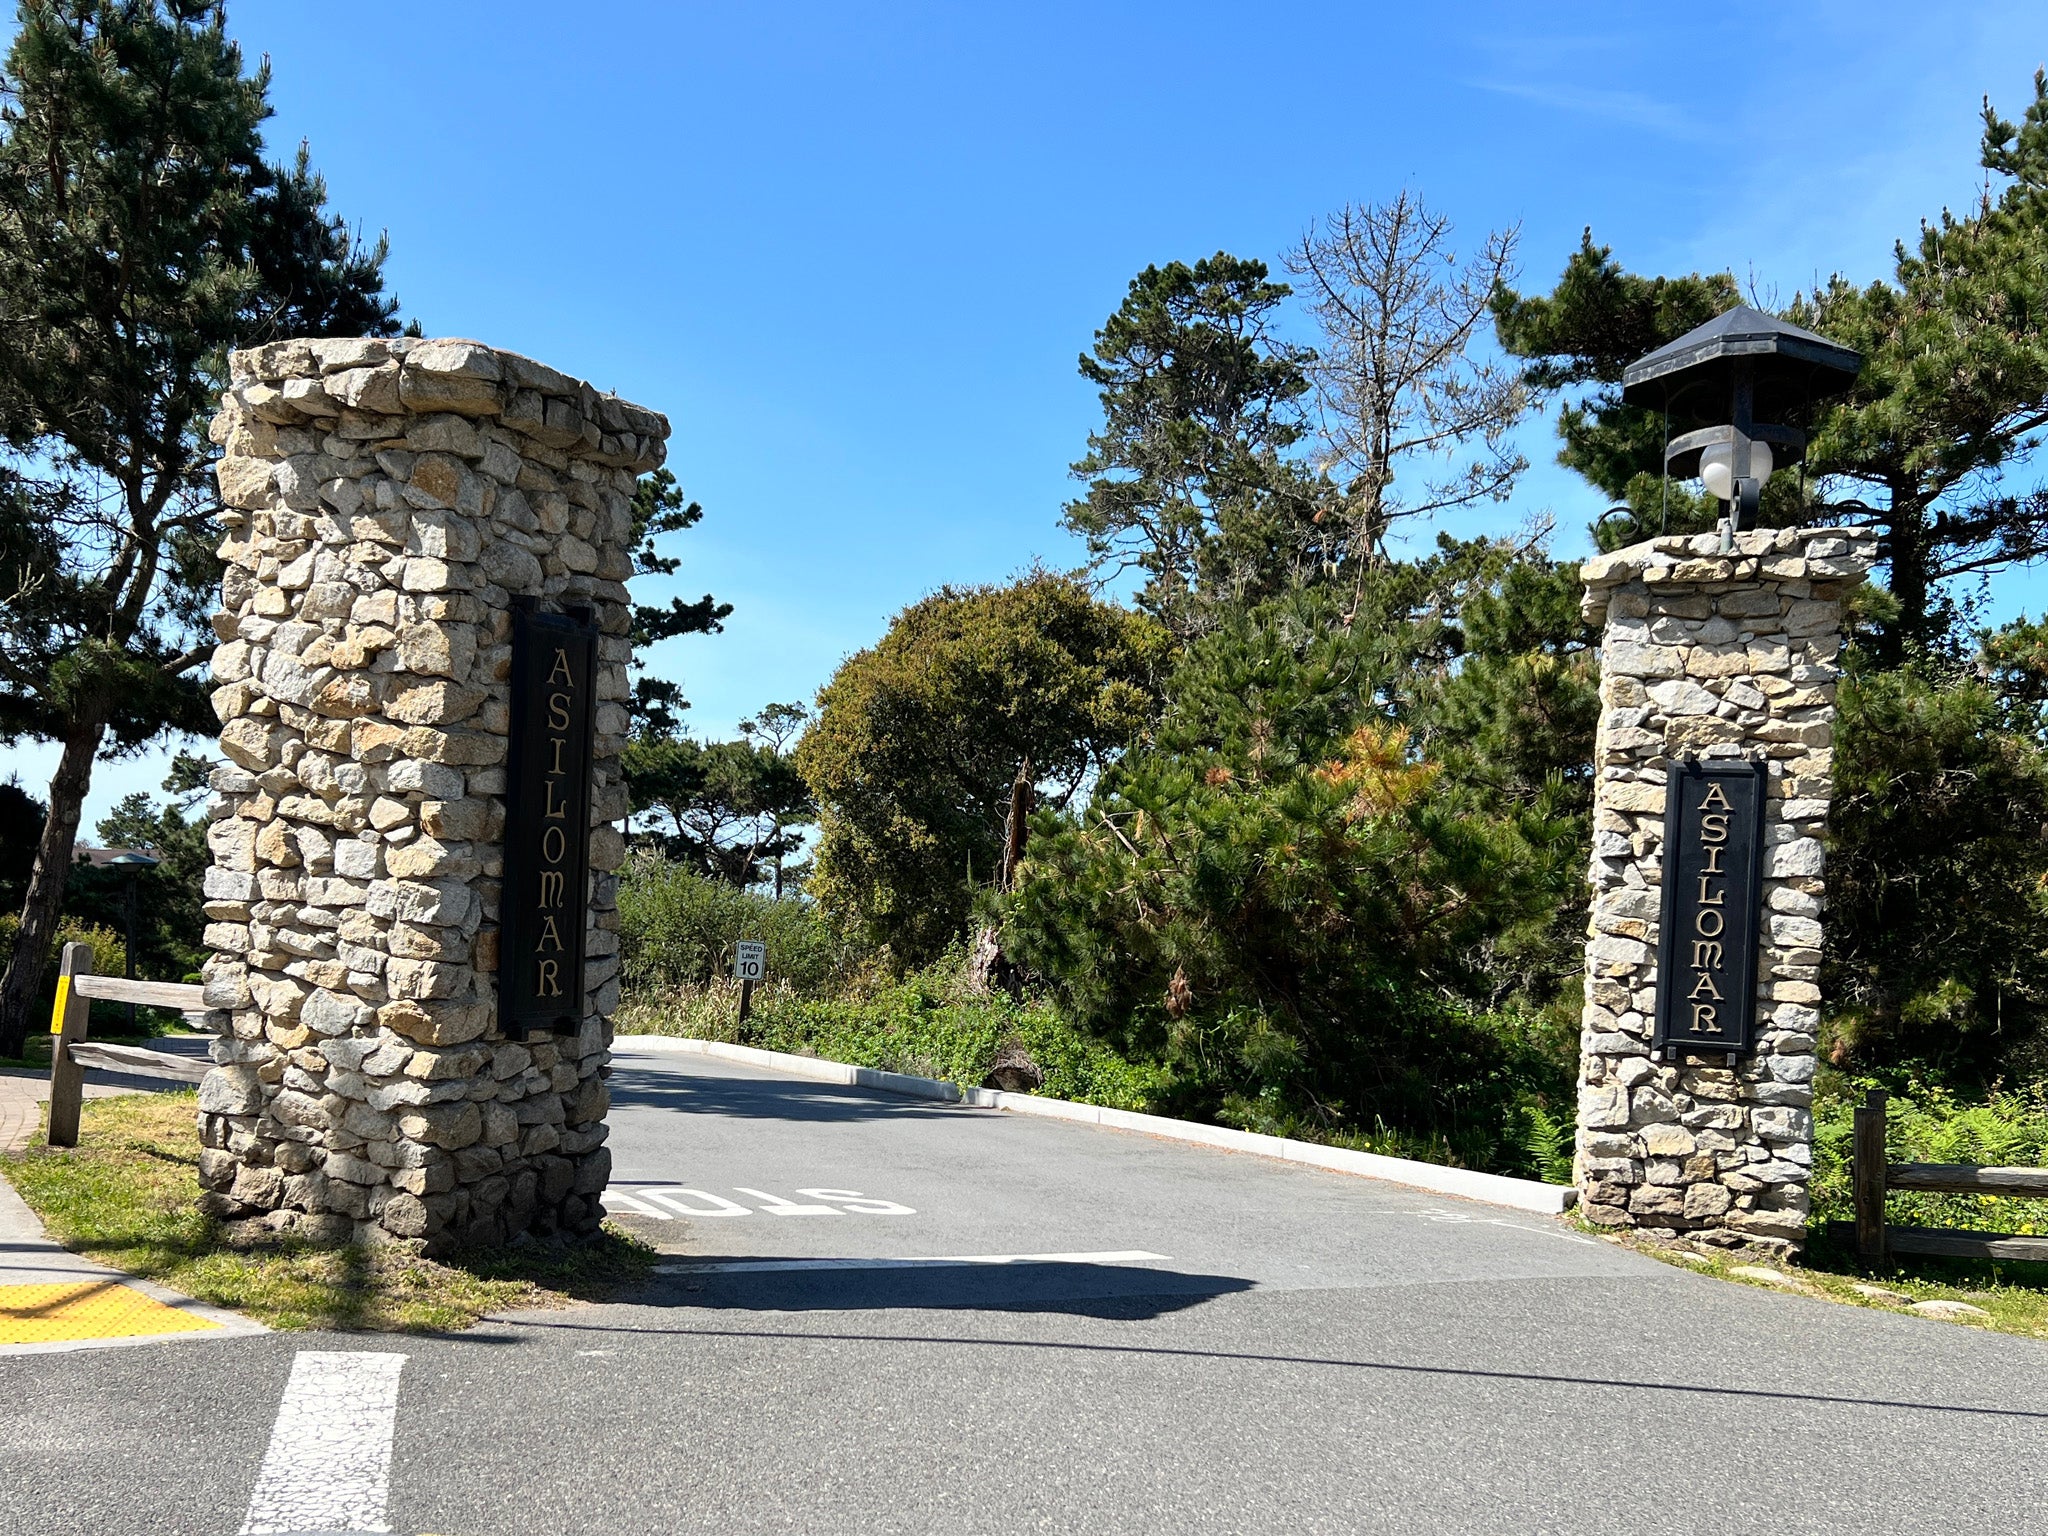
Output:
[6, 1041, 2048, 1535]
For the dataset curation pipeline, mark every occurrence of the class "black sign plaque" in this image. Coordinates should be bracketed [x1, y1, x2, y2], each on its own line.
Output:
[499, 602, 597, 1034]
[1654, 757, 1767, 1056]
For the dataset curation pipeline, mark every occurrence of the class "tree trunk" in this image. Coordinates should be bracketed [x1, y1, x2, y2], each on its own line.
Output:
[967, 757, 1034, 997]
[999, 756, 1034, 892]
[1877, 492, 1928, 665]
[0, 712, 107, 1056]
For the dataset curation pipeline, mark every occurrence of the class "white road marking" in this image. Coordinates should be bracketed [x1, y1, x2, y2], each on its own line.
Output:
[733, 1186, 842, 1215]
[641, 1188, 753, 1218]
[598, 1190, 674, 1218]
[240, 1350, 407, 1535]
[602, 1186, 918, 1218]
[797, 1187, 915, 1214]
[654, 1250, 1170, 1275]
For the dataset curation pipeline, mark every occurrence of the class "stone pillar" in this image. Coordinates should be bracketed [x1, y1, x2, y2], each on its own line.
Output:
[1574, 527, 1877, 1254]
[194, 337, 667, 1251]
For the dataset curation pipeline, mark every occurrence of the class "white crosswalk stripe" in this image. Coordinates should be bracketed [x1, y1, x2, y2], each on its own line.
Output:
[240, 1350, 407, 1535]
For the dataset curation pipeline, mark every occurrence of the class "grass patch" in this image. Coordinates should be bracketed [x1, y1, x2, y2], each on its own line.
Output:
[1598, 1224, 2048, 1342]
[1, 1090, 656, 1332]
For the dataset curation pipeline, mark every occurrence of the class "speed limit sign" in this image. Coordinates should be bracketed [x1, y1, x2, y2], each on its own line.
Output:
[733, 940, 767, 982]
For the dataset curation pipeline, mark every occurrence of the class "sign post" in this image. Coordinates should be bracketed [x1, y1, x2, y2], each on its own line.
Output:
[733, 940, 766, 1024]
[1574, 526, 1874, 1249]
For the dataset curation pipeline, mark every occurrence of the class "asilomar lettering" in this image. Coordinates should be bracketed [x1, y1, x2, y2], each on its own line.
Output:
[1685, 782, 1732, 1035]
[502, 606, 596, 1032]
[1654, 760, 1764, 1055]
[534, 646, 574, 1001]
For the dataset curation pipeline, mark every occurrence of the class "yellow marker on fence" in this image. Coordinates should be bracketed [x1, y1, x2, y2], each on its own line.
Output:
[50, 973, 70, 1033]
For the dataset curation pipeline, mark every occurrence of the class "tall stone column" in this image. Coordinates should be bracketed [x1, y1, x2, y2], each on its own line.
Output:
[1574, 526, 1877, 1254]
[194, 337, 667, 1251]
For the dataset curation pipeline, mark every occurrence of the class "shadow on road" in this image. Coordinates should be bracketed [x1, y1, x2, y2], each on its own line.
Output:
[494, 1316, 2048, 1423]
[641, 1259, 1256, 1319]
[607, 1063, 969, 1123]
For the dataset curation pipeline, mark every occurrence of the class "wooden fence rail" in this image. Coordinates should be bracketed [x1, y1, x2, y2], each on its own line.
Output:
[1832, 1088, 2048, 1265]
[46, 941, 210, 1148]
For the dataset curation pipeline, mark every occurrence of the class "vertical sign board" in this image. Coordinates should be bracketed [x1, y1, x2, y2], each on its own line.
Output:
[500, 604, 598, 1033]
[1654, 758, 1767, 1056]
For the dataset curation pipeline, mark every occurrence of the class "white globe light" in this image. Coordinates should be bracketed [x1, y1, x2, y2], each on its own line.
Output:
[1699, 439, 1773, 500]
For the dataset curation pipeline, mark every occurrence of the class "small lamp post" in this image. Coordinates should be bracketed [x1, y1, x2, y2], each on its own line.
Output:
[104, 849, 159, 1032]
[1621, 305, 1861, 548]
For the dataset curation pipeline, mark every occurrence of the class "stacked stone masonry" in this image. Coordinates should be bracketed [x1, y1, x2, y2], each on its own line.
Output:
[1575, 526, 1877, 1254]
[193, 337, 666, 1252]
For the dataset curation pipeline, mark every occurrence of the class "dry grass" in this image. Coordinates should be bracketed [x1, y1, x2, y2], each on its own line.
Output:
[2, 1090, 654, 1332]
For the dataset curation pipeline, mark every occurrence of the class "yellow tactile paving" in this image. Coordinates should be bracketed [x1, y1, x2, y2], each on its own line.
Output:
[0, 1280, 219, 1344]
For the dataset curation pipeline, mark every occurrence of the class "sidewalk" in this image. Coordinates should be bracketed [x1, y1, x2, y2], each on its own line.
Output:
[0, 1065, 263, 1353]
[0, 1065, 161, 1154]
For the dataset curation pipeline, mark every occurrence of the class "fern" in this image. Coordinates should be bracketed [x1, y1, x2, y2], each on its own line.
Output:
[1519, 1100, 1575, 1185]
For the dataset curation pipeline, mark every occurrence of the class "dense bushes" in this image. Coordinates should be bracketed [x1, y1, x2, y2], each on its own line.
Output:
[617, 954, 1166, 1113]
[0, 914, 124, 992]
[617, 862, 1162, 1111]
[617, 855, 853, 995]
[1824, 655, 2048, 1084]
[998, 574, 1584, 1167]
[1812, 1073, 2048, 1236]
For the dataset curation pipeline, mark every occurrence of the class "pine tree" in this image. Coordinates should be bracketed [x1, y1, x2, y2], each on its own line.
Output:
[1495, 73, 2048, 660]
[1062, 254, 1322, 638]
[0, 0, 401, 1052]
[999, 573, 1575, 1160]
[621, 467, 730, 737]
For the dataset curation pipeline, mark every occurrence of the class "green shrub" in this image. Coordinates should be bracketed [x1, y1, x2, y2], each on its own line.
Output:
[616, 951, 1573, 1162]
[0, 914, 126, 994]
[1515, 1099, 1576, 1186]
[617, 856, 853, 995]
[1824, 662, 2048, 1083]
[618, 955, 1170, 1113]
[1813, 1072, 2048, 1235]
[998, 585, 1581, 1169]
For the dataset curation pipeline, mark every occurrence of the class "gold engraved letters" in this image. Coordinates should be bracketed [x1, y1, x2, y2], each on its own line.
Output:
[1653, 759, 1765, 1054]
[500, 605, 597, 1032]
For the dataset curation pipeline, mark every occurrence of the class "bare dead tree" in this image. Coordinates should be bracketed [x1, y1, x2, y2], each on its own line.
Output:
[1285, 192, 1532, 591]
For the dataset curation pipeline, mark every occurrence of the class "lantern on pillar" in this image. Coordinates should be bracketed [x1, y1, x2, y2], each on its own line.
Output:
[1620, 305, 1861, 544]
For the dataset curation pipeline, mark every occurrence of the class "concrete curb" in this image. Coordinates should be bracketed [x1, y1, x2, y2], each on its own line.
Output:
[0, 1160, 268, 1353]
[615, 1034, 1577, 1216]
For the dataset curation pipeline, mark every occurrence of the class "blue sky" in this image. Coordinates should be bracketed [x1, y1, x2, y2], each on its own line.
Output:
[7, 1, 2047, 829]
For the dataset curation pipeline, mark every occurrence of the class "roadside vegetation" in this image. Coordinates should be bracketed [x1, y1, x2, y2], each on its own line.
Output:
[619, 862, 1577, 1172]
[4, 0, 2048, 1327]
[3, 1092, 654, 1332]
[618, 965, 1169, 1113]
[611, 77, 2048, 1218]
[1812, 1076, 2048, 1237]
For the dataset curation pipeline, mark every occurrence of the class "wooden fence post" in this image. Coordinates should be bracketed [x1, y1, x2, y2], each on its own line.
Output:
[46, 940, 93, 1149]
[1852, 1087, 1889, 1264]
